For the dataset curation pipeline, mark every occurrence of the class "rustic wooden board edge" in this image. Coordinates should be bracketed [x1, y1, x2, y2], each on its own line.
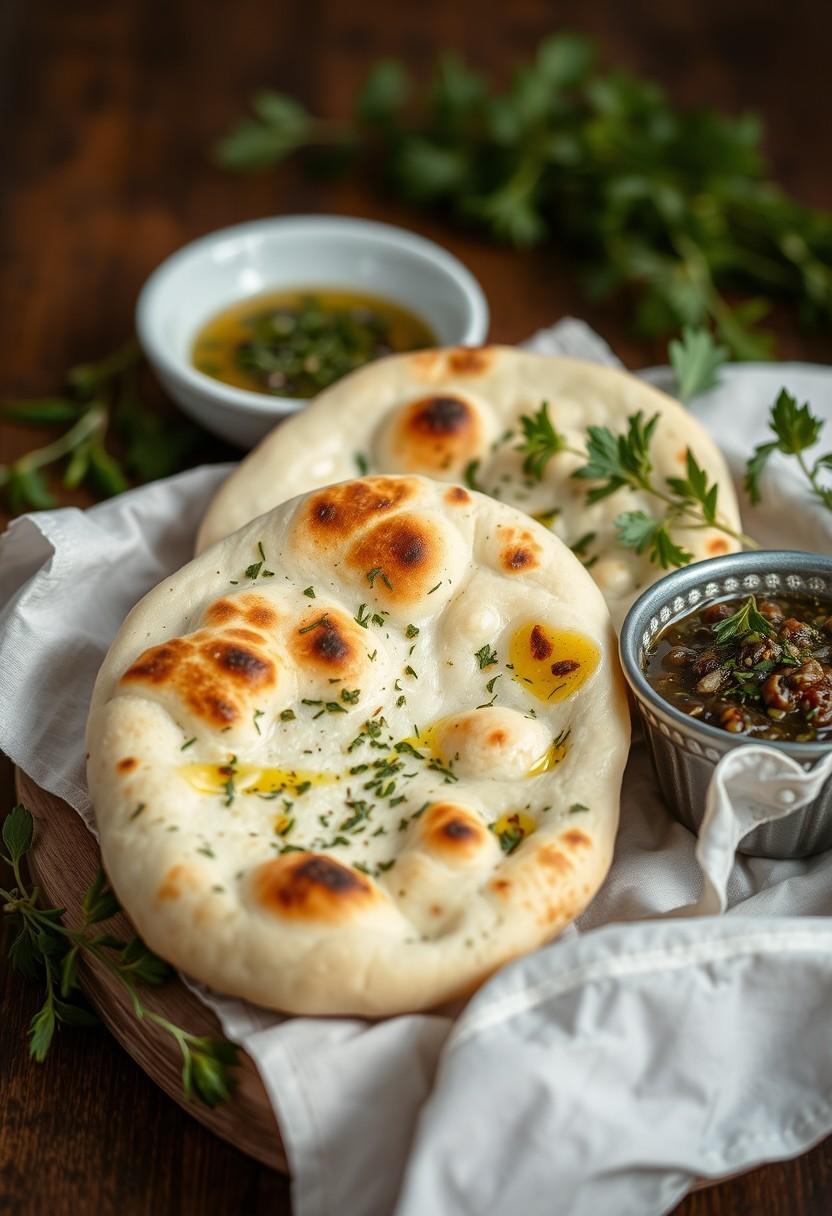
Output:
[14, 769, 288, 1174]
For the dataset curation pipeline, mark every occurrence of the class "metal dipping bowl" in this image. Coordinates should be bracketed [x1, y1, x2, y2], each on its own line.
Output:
[619, 550, 832, 859]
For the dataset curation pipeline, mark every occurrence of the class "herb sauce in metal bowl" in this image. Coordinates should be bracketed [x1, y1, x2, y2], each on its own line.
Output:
[646, 594, 832, 742]
[191, 288, 435, 398]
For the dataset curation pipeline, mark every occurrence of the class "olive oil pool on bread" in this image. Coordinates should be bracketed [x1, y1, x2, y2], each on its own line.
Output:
[192, 288, 435, 398]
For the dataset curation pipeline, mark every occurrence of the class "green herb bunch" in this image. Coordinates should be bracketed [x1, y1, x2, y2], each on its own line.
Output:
[1, 805, 239, 1107]
[216, 34, 832, 359]
[746, 388, 832, 511]
[516, 402, 759, 569]
[0, 341, 204, 514]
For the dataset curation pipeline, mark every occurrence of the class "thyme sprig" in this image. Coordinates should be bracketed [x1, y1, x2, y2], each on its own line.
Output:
[1, 805, 239, 1107]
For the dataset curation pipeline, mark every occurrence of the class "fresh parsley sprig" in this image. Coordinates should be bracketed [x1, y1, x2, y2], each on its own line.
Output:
[215, 35, 832, 360]
[1, 805, 239, 1107]
[570, 411, 759, 569]
[745, 389, 832, 511]
[516, 402, 582, 480]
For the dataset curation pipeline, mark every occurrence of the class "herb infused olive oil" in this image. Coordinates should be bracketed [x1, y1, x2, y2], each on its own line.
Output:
[192, 288, 436, 398]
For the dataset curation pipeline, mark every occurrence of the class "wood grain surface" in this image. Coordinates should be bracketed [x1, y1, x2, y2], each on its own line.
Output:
[2, 1, 832, 1213]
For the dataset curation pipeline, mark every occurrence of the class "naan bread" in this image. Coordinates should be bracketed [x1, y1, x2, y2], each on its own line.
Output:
[197, 347, 742, 627]
[87, 475, 629, 1016]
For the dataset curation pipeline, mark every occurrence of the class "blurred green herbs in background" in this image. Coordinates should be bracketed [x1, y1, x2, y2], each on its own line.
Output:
[0, 341, 212, 514]
[217, 33, 832, 363]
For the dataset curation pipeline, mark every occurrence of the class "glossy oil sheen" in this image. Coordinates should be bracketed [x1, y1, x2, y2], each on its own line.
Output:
[181, 762, 338, 796]
[509, 623, 599, 704]
[191, 287, 436, 395]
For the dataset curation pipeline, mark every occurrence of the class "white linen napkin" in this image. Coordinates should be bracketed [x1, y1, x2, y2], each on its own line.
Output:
[2, 319, 832, 1216]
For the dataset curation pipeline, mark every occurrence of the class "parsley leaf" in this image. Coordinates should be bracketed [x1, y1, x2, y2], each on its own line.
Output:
[475, 644, 498, 669]
[516, 402, 574, 480]
[668, 326, 729, 400]
[745, 389, 832, 510]
[666, 450, 720, 525]
[615, 511, 693, 570]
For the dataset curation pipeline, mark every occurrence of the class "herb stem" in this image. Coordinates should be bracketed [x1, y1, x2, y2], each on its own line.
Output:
[647, 483, 760, 549]
[16, 402, 107, 474]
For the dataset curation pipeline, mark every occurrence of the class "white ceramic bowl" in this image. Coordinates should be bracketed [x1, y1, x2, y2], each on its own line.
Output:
[136, 215, 489, 448]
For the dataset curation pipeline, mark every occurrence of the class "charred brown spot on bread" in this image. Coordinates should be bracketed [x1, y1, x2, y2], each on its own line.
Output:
[707, 538, 730, 555]
[445, 486, 470, 505]
[506, 547, 533, 570]
[288, 608, 363, 679]
[677, 447, 689, 465]
[420, 803, 488, 862]
[194, 690, 239, 725]
[529, 626, 553, 662]
[252, 854, 378, 923]
[551, 659, 580, 677]
[561, 829, 591, 849]
[347, 514, 443, 604]
[123, 628, 277, 727]
[389, 394, 483, 474]
[490, 877, 512, 895]
[225, 628, 266, 644]
[499, 526, 541, 573]
[122, 639, 188, 685]
[203, 640, 274, 686]
[448, 347, 492, 375]
[203, 598, 238, 625]
[409, 395, 471, 436]
[116, 757, 137, 773]
[298, 477, 416, 548]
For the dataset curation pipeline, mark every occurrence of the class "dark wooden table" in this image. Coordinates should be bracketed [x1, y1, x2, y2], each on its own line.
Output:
[2, 2, 832, 1212]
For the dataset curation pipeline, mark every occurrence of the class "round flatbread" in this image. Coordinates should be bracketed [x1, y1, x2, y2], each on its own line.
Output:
[197, 347, 742, 628]
[87, 474, 630, 1016]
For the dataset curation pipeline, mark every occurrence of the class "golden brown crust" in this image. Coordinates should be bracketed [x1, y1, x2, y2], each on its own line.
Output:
[419, 803, 491, 864]
[287, 607, 366, 681]
[121, 629, 278, 728]
[444, 485, 471, 505]
[294, 477, 418, 550]
[497, 525, 543, 574]
[252, 854, 380, 923]
[346, 513, 445, 606]
[203, 593, 280, 631]
[447, 347, 493, 375]
[386, 393, 484, 474]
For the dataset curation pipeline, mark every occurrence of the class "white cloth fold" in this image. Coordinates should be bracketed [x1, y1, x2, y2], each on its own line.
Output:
[2, 320, 832, 1216]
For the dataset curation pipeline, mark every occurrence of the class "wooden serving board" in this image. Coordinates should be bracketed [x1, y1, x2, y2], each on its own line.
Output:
[14, 769, 288, 1173]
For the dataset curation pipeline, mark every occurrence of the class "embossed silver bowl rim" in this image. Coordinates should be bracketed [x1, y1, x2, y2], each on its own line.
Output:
[619, 550, 832, 758]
